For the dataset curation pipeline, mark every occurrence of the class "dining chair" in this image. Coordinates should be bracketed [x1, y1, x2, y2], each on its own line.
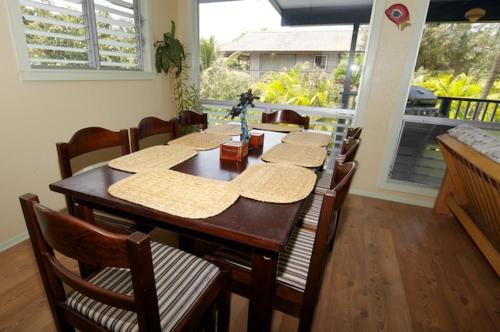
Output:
[303, 139, 360, 233]
[19, 193, 229, 332]
[261, 109, 310, 129]
[346, 126, 362, 139]
[56, 126, 142, 234]
[178, 110, 208, 133]
[337, 138, 361, 164]
[209, 162, 357, 332]
[130, 116, 179, 152]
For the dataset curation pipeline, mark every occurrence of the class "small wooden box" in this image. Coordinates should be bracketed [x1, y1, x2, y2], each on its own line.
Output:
[220, 141, 248, 161]
[249, 132, 264, 149]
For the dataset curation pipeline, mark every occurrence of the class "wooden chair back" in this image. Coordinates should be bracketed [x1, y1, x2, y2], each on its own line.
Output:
[56, 127, 130, 215]
[346, 127, 362, 139]
[296, 162, 356, 331]
[130, 117, 179, 152]
[179, 111, 208, 131]
[19, 193, 161, 331]
[261, 110, 310, 129]
[328, 139, 360, 190]
[340, 138, 360, 163]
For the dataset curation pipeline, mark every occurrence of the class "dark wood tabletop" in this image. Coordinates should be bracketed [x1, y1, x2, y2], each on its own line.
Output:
[49, 129, 317, 332]
[49, 130, 303, 252]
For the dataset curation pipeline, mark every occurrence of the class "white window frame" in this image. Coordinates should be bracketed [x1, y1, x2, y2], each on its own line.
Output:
[313, 55, 327, 70]
[6, 0, 155, 80]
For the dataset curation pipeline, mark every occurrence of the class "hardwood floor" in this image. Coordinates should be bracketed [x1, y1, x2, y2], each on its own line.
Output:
[0, 195, 498, 332]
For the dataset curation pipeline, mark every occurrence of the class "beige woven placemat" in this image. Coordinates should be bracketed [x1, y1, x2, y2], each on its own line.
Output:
[252, 123, 303, 132]
[262, 143, 327, 168]
[282, 131, 332, 147]
[108, 170, 240, 219]
[232, 163, 316, 203]
[204, 124, 253, 136]
[107, 145, 198, 173]
[168, 132, 231, 151]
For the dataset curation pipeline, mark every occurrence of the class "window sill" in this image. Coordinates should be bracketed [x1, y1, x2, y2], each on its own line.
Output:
[20, 70, 157, 81]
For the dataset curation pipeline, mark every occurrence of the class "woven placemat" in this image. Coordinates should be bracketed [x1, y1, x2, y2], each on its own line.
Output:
[168, 132, 231, 151]
[108, 170, 240, 219]
[108, 145, 198, 173]
[232, 163, 316, 203]
[282, 131, 332, 147]
[204, 124, 253, 136]
[262, 143, 327, 168]
[252, 123, 303, 132]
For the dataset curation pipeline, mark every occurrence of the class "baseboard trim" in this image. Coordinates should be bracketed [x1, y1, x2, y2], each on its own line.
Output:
[0, 231, 29, 253]
[350, 188, 435, 208]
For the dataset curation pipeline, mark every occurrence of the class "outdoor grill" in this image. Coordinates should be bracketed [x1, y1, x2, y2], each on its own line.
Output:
[405, 85, 439, 116]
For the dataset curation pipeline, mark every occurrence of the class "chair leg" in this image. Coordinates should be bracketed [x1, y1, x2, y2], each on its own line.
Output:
[216, 287, 230, 332]
[297, 294, 316, 332]
[202, 305, 216, 332]
[328, 209, 342, 252]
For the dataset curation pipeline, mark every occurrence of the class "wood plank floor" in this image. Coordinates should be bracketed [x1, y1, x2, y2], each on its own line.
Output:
[0, 195, 498, 331]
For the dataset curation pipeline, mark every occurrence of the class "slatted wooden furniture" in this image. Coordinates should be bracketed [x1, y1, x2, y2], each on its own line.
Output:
[178, 111, 208, 133]
[210, 162, 357, 332]
[346, 127, 362, 139]
[19, 193, 229, 332]
[261, 110, 310, 129]
[130, 117, 179, 152]
[56, 127, 140, 234]
[50, 131, 307, 332]
[435, 134, 500, 275]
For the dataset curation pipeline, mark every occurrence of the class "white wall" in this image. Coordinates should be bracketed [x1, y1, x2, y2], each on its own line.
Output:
[351, 0, 435, 207]
[0, 0, 179, 248]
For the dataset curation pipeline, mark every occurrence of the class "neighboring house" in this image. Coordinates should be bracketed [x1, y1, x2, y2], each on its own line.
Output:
[219, 30, 365, 78]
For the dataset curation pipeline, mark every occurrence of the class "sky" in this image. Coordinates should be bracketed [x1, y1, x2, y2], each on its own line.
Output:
[199, 0, 354, 44]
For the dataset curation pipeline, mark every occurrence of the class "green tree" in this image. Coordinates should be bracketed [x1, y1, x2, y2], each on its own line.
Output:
[200, 59, 252, 101]
[333, 53, 364, 89]
[200, 36, 218, 71]
[416, 23, 500, 78]
[253, 63, 342, 107]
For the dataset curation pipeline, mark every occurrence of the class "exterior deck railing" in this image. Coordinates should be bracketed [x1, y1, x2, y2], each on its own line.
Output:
[437, 96, 500, 122]
[200, 99, 356, 170]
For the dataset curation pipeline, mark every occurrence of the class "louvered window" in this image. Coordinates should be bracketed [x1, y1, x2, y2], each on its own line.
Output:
[16, 0, 144, 71]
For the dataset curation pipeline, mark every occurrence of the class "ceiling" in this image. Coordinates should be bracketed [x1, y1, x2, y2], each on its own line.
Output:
[199, 0, 500, 25]
[273, 0, 372, 9]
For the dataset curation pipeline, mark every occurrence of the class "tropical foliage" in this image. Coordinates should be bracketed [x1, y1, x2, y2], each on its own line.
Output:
[253, 63, 342, 107]
[413, 72, 500, 121]
[200, 36, 218, 71]
[155, 21, 199, 115]
[416, 23, 500, 78]
[200, 59, 252, 101]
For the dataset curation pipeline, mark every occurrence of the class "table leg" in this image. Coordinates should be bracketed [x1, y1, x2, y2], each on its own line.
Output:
[248, 249, 278, 332]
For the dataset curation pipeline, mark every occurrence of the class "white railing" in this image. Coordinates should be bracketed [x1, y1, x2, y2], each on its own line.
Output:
[200, 99, 356, 170]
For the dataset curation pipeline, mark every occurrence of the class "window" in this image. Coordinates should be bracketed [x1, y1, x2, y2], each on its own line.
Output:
[7, 0, 153, 79]
[260, 54, 296, 72]
[314, 55, 327, 70]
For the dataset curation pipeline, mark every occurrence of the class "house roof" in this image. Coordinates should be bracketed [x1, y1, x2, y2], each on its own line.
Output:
[219, 30, 364, 53]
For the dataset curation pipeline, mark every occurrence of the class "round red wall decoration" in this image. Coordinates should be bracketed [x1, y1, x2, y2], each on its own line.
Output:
[385, 3, 411, 30]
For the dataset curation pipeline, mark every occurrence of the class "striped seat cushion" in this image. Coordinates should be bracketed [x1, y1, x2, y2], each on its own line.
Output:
[215, 227, 315, 291]
[66, 242, 220, 332]
[298, 192, 324, 228]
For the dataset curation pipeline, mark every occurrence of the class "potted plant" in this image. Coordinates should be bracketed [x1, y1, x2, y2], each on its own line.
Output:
[154, 21, 200, 115]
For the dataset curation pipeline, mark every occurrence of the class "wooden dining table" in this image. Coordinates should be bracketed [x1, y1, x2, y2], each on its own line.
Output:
[49, 130, 309, 332]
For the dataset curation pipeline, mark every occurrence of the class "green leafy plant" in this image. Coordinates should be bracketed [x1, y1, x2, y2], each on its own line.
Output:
[154, 21, 200, 115]
[253, 63, 342, 107]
